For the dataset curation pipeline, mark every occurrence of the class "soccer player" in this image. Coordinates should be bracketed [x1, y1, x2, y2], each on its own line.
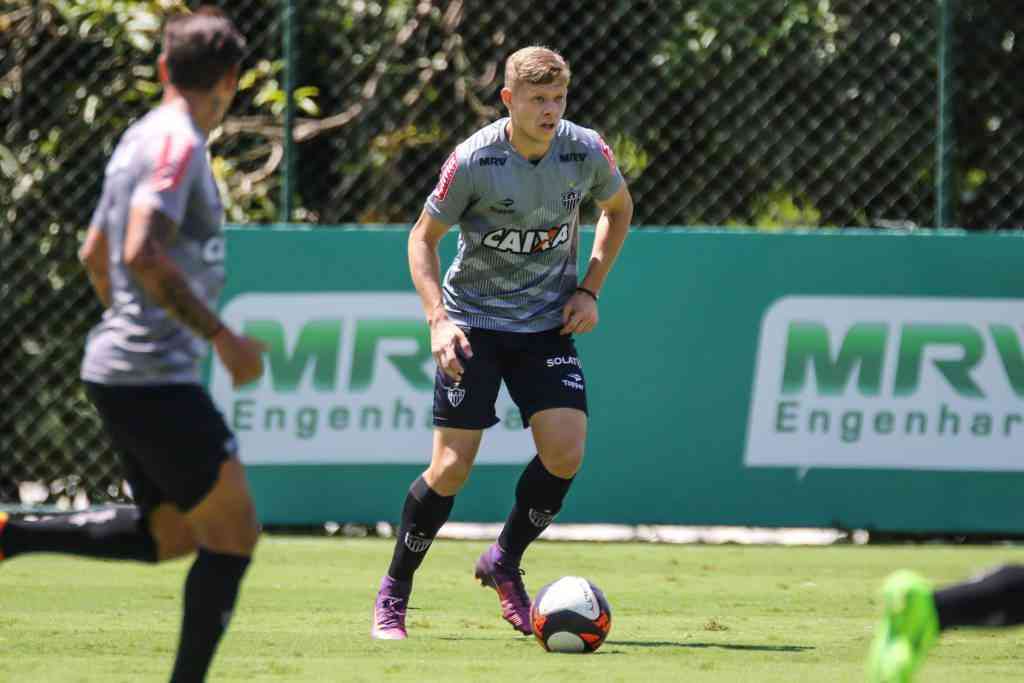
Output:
[867, 565, 1024, 682]
[371, 45, 633, 640]
[0, 8, 264, 681]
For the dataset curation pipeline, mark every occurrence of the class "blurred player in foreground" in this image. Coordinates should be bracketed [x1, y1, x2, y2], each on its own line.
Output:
[0, 8, 264, 681]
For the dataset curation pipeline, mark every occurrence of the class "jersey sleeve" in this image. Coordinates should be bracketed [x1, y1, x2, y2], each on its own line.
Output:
[586, 132, 625, 202]
[424, 148, 473, 225]
[130, 133, 204, 225]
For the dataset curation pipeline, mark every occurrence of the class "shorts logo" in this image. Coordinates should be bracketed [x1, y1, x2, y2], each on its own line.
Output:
[432, 151, 458, 202]
[567, 373, 583, 383]
[202, 236, 226, 264]
[561, 189, 582, 212]
[562, 377, 585, 391]
[528, 508, 556, 528]
[479, 156, 507, 166]
[404, 532, 433, 553]
[483, 223, 570, 254]
[546, 356, 581, 368]
[447, 383, 466, 407]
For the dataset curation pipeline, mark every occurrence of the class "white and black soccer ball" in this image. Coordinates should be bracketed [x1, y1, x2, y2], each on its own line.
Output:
[530, 576, 612, 653]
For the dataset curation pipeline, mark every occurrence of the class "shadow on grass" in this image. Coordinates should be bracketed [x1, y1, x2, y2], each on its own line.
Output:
[605, 641, 814, 652]
[433, 637, 813, 654]
[435, 636, 536, 642]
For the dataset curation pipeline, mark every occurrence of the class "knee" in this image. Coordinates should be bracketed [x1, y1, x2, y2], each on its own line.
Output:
[145, 506, 196, 562]
[151, 522, 198, 562]
[200, 518, 260, 557]
[237, 521, 261, 556]
[428, 452, 473, 493]
[191, 496, 261, 556]
[541, 441, 585, 479]
[224, 497, 261, 555]
[186, 459, 261, 556]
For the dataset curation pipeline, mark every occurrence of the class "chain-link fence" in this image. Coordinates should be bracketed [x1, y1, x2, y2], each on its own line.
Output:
[3, 0, 1022, 507]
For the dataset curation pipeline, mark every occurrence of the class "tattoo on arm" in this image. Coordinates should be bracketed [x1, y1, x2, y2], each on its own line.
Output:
[126, 207, 222, 339]
[152, 270, 222, 339]
[88, 269, 113, 308]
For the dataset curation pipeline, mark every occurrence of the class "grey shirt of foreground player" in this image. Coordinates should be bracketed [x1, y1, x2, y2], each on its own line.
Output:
[81, 105, 225, 385]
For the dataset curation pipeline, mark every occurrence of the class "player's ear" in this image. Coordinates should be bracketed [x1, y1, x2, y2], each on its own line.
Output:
[157, 53, 170, 85]
[500, 86, 513, 109]
[221, 64, 240, 93]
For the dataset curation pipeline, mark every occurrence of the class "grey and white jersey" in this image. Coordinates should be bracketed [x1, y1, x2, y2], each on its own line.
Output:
[426, 118, 624, 333]
[81, 105, 226, 386]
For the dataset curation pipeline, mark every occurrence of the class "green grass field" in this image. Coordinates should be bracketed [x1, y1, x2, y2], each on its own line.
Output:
[2, 536, 1023, 682]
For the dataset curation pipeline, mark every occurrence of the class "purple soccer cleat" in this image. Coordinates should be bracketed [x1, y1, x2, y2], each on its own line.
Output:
[474, 543, 532, 635]
[371, 575, 411, 640]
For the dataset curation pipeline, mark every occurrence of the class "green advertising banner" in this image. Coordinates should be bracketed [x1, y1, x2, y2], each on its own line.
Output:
[219, 227, 1024, 533]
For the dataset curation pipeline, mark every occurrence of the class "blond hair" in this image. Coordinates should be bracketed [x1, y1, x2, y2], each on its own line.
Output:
[504, 46, 570, 90]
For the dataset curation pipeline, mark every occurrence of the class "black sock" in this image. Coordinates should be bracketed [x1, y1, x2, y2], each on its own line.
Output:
[935, 564, 1024, 629]
[386, 476, 455, 581]
[497, 455, 574, 563]
[1, 507, 157, 562]
[170, 549, 251, 683]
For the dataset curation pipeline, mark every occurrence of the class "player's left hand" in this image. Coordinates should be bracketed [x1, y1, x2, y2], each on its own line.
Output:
[560, 291, 598, 335]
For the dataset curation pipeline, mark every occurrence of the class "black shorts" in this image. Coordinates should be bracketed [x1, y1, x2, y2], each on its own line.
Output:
[432, 327, 588, 430]
[84, 382, 236, 514]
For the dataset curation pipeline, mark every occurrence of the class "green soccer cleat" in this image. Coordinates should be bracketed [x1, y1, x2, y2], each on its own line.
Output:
[867, 570, 940, 683]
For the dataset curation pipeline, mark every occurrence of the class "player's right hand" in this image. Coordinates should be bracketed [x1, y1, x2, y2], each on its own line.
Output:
[431, 319, 472, 383]
[214, 328, 267, 388]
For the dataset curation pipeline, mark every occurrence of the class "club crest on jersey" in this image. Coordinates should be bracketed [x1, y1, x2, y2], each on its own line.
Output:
[447, 383, 466, 407]
[561, 188, 581, 212]
[482, 223, 570, 254]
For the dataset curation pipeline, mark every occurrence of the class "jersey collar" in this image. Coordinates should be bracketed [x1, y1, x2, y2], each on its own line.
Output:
[500, 117, 556, 167]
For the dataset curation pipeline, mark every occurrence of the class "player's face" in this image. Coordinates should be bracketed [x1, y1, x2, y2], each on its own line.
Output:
[507, 81, 568, 145]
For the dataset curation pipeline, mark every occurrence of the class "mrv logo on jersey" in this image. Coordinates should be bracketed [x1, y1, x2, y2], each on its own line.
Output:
[744, 297, 1024, 472]
[483, 223, 570, 254]
[209, 292, 530, 465]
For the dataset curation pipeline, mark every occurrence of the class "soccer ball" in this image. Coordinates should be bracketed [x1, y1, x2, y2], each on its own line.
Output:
[530, 576, 612, 653]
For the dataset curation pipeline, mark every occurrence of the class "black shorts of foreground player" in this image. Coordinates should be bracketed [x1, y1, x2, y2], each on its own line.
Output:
[0, 8, 266, 683]
[371, 45, 634, 640]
